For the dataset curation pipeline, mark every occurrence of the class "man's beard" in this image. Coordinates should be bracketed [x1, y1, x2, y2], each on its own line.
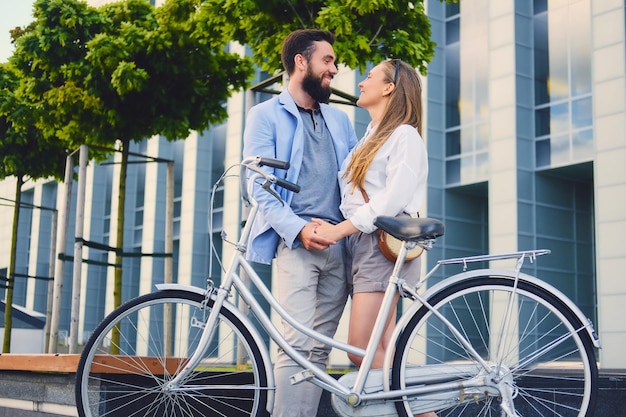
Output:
[302, 69, 332, 104]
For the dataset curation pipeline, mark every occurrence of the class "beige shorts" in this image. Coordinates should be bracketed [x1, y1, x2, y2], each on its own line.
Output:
[346, 230, 421, 294]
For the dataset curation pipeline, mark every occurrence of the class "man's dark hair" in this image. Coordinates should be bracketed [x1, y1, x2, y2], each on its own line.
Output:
[281, 29, 335, 75]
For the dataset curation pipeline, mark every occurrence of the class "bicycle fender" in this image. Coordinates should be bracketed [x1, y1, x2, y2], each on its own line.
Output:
[155, 283, 276, 412]
[384, 268, 601, 387]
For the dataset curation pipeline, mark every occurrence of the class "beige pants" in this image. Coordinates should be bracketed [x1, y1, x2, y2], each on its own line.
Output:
[272, 241, 349, 417]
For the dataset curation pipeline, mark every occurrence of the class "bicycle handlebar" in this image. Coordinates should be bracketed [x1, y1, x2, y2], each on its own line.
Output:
[255, 157, 300, 193]
[258, 157, 290, 170]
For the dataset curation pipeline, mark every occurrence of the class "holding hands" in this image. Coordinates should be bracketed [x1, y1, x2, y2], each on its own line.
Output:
[299, 221, 337, 250]
[311, 218, 358, 244]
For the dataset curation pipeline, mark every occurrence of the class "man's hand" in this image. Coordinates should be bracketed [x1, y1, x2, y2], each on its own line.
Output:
[298, 222, 336, 250]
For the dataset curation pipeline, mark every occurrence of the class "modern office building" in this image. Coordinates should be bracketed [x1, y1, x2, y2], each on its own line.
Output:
[424, 0, 625, 370]
[0, 0, 624, 369]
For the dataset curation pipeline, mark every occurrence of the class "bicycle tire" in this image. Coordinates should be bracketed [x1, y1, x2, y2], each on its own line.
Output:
[392, 276, 598, 417]
[75, 290, 270, 417]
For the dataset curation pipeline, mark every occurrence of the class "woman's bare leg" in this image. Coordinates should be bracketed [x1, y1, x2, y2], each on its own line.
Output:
[347, 292, 437, 417]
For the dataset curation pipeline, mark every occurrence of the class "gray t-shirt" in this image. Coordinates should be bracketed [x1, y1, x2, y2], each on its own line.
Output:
[290, 106, 343, 225]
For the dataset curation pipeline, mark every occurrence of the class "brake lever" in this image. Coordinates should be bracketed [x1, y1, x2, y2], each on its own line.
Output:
[262, 180, 285, 206]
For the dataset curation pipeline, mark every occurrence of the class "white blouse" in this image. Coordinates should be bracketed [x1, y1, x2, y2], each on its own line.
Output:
[339, 123, 428, 233]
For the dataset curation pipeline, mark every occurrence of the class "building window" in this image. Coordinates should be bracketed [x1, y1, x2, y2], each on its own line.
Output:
[534, 0, 593, 169]
[0, 268, 7, 299]
[132, 143, 146, 247]
[444, 1, 489, 186]
[172, 140, 184, 239]
[444, 4, 461, 185]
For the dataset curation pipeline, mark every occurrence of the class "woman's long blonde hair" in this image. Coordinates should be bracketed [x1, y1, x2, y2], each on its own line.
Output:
[344, 60, 423, 191]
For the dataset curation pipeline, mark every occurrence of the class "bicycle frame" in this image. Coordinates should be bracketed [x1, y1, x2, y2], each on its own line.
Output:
[163, 159, 599, 416]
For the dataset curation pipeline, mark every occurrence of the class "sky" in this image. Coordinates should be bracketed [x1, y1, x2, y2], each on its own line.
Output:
[0, 1, 36, 62]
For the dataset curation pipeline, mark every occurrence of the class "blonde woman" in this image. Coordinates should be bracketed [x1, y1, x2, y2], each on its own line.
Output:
[313, 59, 436, 417]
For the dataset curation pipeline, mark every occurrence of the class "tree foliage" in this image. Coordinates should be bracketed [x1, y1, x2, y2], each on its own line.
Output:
[0, 63, 67, 182]
[12, 0, 253, 152]
[203, 0, 436, 74]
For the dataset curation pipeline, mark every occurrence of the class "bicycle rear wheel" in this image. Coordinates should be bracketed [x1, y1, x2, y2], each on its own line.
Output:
[392, 276, 597, 417]
[75, 290, 269, 417]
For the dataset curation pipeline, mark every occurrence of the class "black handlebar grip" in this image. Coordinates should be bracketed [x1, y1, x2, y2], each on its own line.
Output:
[259, 157, 290, 170]
[274, 177, 301, 193]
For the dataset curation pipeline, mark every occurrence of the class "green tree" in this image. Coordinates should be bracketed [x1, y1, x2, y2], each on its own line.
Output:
[0, 62, 68, 352]
[203, 0, 438, 74]
[9, 0, 252, 350]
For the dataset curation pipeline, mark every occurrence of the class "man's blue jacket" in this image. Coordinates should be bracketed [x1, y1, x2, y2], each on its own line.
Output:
[243, 89, 358, 264]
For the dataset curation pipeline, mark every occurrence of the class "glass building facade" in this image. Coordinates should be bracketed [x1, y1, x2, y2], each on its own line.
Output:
[425, 0, 625, 368]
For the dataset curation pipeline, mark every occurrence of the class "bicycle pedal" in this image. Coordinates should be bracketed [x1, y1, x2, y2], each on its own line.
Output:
[289, 369, 315, 385]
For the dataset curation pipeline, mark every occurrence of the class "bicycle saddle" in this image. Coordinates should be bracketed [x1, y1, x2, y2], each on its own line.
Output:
[374, 216, 445, 242]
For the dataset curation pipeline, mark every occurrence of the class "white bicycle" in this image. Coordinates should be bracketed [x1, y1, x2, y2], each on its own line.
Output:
[75, 157, 599, 417]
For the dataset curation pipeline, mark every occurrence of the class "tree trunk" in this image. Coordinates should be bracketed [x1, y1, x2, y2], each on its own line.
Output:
[3, 175, 24, 353]
[111, 139, 129, 353]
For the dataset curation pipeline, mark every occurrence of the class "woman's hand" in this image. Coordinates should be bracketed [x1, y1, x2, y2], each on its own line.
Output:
[311, 218, 338, 242]
[312, 218, 358, 242]
[298, 221, 336, 250]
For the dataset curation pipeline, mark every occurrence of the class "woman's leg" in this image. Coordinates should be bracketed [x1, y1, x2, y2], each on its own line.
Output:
[347, 292, 395, 367]
[347, 291, 437, 417]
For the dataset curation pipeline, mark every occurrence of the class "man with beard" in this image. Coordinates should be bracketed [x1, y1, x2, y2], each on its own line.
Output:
[243, 29, 357, 417]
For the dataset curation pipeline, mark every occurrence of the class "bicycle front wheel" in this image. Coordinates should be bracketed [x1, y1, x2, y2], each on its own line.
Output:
[392, 276, 597, 417]
[75, 290, 269, 417]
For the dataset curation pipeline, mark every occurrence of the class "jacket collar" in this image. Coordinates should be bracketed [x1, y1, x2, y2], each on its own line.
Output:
[278, 90, 299, 115]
